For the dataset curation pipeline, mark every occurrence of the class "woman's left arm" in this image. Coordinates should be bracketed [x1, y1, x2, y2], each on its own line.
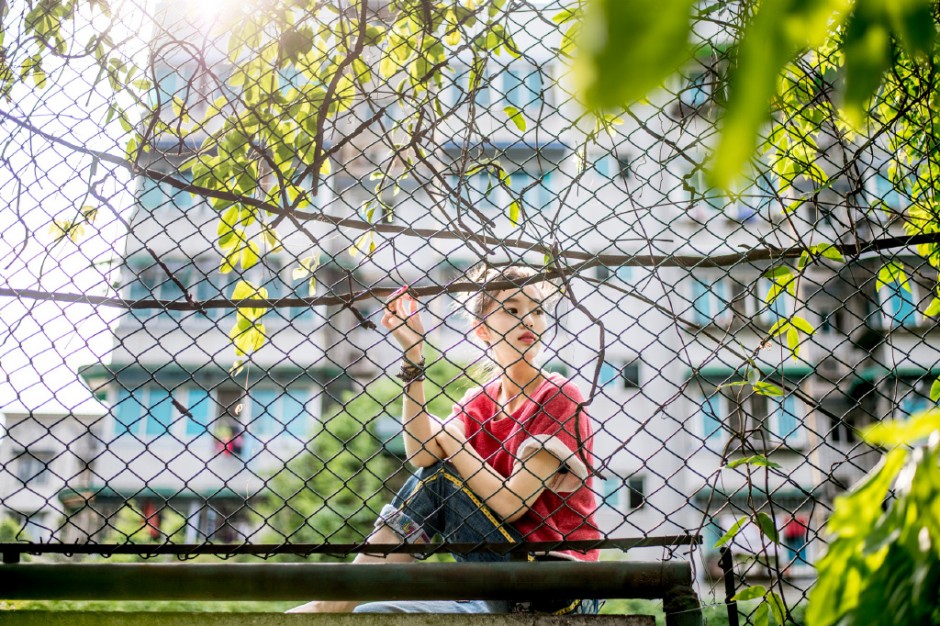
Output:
[436, 422, 561, 523]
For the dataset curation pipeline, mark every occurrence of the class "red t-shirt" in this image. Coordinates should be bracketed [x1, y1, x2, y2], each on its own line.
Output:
[450, 372, 600, 561]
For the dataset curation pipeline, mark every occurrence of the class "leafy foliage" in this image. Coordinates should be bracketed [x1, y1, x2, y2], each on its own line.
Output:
[255, 356, 474, 558]
[807, 411, 940, 626]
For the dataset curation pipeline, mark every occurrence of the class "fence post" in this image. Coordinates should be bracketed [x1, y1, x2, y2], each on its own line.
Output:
[719, 547, 740, 626]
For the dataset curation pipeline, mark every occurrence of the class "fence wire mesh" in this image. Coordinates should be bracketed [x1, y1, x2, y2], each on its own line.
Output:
[0, 0, 937, 620]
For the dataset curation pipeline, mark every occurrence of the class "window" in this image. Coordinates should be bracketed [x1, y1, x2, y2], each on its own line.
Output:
[899, 379, 931, 418]
[686, 169, 724, 213]
[151, 67, 178, 109]
[113, 386, 205, 439]
[678, 71, 709, 109]
[510, 171, 552, 213]
[15, 450, 55, 486]
[449, 173, 502, 213]
[757, 277, 794, 327]
[627, 476, 645, 509]
[248, 387, 314, 444]
[113, 387, 148, 436]
[601, 477, 622, 510]
[138, 176, 167, 211]
[185, 389, 212, 437]
[871, 170, 904, 214]
[289, 276, 316, 322]
[736, 173, 775, 222]
[879, 279, 918, 328]
[692, 387, 725, 443]
[621, 362, 641, 388]
[599, 361, 619, 387]
[691, 277, 730, 325]
[502, 63, 545, 112]
[145, 388, 174, 437]
[127, 263, 193, 321]
[769, 394, 803, 445]
[443, 63, 489, 108]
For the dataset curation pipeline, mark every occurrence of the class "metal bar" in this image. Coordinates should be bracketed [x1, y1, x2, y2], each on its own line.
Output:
[719, 547, 740, 626]
[0, 561, 692, 602]
[0, 535, 701, 557]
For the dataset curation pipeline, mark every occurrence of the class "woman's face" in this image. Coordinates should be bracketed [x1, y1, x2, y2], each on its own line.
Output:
[475, 283, 548, 366]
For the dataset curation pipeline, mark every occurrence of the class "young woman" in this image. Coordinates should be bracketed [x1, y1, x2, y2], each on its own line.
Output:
[288, 264, 601, 615]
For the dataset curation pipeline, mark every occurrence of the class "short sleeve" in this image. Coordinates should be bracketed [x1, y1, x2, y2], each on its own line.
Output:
[514, 382, 592, 493]
[448, 384, 486, 431]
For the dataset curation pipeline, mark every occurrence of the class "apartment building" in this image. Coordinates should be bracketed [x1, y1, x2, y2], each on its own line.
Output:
[3, 2, 932, 581]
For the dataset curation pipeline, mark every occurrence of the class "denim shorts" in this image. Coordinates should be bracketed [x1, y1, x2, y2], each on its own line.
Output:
[354, 462, 603, 616]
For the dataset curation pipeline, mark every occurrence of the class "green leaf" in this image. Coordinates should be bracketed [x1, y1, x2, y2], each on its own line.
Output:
[764, 282, 784, 306]
[863, 409, 940, 446]
[768, 319, 788, 337]
[767, 591, 785, 625]
[576, 0, 695, 109]
[232, 281, 268, 323]
[797, 251, 811, 271]
[876, 261, 909, 292]
[752, 381, 785, 397]
[841, 3, 890, 128]
[790, 315, 815, 335]
[240, 241, 260, 271]
[714, 516, 748, 548]
[349, 231, 376, 258]
[924, 297, 940, 317]
[753, 600, 770, 626]
[786, 326, 800, 359]
[763, 265, 793, 281]
[813, 243, 844, 263]
[731, 585, 766, 602]
[508, 200, 522, 227]
[756, 512, 779, 544]
[710, 0, 851, 186]
[726, 455, 782, 470]
[503, 105, 526, 131]
[931, 378, 940, 403]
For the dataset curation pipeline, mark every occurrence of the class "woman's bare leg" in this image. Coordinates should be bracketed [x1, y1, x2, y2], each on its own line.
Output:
[285, 524, 414, 613]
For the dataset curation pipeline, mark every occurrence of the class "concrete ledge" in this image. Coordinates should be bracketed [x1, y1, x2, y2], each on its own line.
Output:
[1, 612, 656, 626]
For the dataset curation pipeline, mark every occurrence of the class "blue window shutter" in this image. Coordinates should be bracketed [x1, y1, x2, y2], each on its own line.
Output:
[538, 173, 552, 210]
[283, 389, 311, 439]
[602, 478, 621, 509]
[290, 279, 314, 322]
[169, 172, 193, 209]
[504, 68, 524, 109]
[701, 394, 722, 440]
[138, 178, 164, 211]
[161, 268, 189, 320]
[525, 69, 542, 110]
[146, 388, 174, 437]
[774, 395, 799, 440]
[114, 388, 144, 436]
[692, 279, 712, 324]
[252, 389, 279, 437]
[194, 271, 217, 319]
[185, 389, 211, 437]
[887, 280, 917, 328]
[599, 361, 619, 387]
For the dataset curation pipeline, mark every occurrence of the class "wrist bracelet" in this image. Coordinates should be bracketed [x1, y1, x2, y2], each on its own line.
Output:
[396, 356, 426, 384]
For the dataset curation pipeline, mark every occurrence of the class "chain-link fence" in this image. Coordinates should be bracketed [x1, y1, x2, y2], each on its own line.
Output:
[1, 0, 937, 621]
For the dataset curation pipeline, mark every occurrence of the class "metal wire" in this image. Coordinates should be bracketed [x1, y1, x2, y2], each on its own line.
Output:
[0, 0, 935, 619]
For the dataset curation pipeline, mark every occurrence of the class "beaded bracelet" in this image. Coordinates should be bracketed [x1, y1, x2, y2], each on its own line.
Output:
[396, 356, 426, 384]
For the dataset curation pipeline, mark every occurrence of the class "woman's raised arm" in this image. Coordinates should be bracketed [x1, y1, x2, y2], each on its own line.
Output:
[381, 288, 445, 467]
